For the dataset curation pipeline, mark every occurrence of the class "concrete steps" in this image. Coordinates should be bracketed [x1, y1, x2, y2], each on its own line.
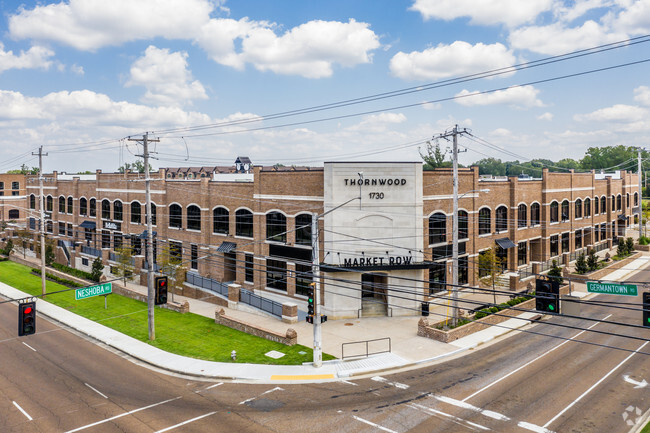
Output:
[361, 300, 387, 317]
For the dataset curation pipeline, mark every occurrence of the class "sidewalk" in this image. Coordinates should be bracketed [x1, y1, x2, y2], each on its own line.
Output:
[2, 250, 648, 383]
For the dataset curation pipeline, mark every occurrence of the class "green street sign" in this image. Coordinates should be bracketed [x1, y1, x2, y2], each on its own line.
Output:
[75, 283, 112, 300]
[587, 281, 638, 296]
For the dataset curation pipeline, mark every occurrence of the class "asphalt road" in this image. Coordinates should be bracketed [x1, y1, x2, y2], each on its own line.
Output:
[2, 276, 650, 432]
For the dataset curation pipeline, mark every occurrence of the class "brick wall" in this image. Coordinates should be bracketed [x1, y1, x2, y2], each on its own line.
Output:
[214, 308, 297, 345]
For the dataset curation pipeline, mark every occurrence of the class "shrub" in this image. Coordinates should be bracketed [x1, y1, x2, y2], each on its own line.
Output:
[489, 306, 499, 313]
[51, 263, 94, 281]
[626, 237, 635, 254]
[640, 236, 650, 246]
[31, 268, 84, 288]
[90, 258, 104, 282]
[474, 309, 490, 320]
[575, 253, 588, 274]
[587, 251, 599, 271]
[547, 259, 563, 285]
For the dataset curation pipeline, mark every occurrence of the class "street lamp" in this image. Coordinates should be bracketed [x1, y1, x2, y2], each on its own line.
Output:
[451, 188, 490, 327]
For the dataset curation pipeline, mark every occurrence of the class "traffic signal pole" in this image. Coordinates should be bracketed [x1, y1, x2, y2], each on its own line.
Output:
[32, 146, 48, 297]
[311, 213, 322, 367]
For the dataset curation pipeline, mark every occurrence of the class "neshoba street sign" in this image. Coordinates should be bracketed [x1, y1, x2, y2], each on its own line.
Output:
[75, 283, 112, 300]
[587, 281, 638, 296]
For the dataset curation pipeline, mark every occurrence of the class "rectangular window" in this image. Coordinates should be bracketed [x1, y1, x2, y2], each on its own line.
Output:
[266, 259, 287, 291]
[82, 258, 89, 266]
[58, 222, 66, 235]
[102, 230, 111, 249]
[295, 263, 312, 297]
[12, 191, 18, 196]
[191, 244, 198, 270]
[132, 237, 142, 256]
[245, 254, 254, 283]
[550, 235, 559, 257]
[84, 227, 93, 243]
[428, 262, 446, 294]
[67, 223, 73, 238]
[575, 229, 582, 250]
[113, 233, 122, 250]
[46, 221, 53, 233]
[601, 223, 607, 240]
[11, 181, 19, 190]
[561, 232, 570, 253]
[458, 256, 468, 285]
[518, 242, 527, 266]
[594, 225, 599, 242]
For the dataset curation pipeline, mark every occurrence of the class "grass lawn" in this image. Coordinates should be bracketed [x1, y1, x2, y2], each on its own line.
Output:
[0, 260, 336, 365]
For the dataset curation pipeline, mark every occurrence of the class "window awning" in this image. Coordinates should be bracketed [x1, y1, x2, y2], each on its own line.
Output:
[79, 220, 96, 229]
[217, 241, 236, 253]
[495, 237, 517, 249]
[617, 214, 627, 221]
[138, 230, 157, 239]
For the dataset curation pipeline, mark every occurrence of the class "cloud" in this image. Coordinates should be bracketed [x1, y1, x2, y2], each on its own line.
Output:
[454, 86, 544, 107]
[126, 46, 207, 106]
[70, 64, 84, 75]
[198, 18, 381, 78]
[574, 103, 648, 122]
[390, 41, 516, 81]
[0, 43, 54, 73]
[537, 112, 554, 121]
[8, 0, 214, 51]
[634, 85, 650, 106]
[610, 0, 650, 35]
[346, 112, 407, 132]
[409, 0, 553, 27]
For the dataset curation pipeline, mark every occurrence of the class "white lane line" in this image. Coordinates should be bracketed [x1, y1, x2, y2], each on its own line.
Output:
[239, 387, 283, 405]
[64, 396, 181, 433]
[154, 411, 216, 433]
[462, 314, 612, 402]
[196, 382, 223, 393]
[22, 342, 37, 352]
[352, 415, 398, 433]
[341, 380, 358, 386]
[409, 403, 490, 431]
[543, 340, 650, 428]
[433, 395, 510, 421]
[13, 401, 32, 421]
[84, 383, 108, 399]
[372, 376, 409, 389]
[518, 421, 554, 433]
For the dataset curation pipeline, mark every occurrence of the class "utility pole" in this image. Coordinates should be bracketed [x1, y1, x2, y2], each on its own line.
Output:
[32, 146, 48, 297]
[129, 133, 159, 341]
[435, 125, 469, 327]
[311, 213, 322, 367]
[638, 147, 644, 239]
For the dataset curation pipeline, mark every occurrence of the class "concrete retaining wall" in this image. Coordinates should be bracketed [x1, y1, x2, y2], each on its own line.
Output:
[214, 308, 297, 346]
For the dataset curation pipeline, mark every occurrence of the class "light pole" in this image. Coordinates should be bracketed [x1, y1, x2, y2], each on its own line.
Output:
[451, 188, 489, 326]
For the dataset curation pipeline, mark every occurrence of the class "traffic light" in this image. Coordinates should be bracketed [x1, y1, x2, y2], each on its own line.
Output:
[320, 315, 328, 323]
[155, 276, 168, 305]
[306, 283, 315, 323]
[535, 278, 560, 314]
[18, 301, 36, 336]
[643, 292, 650, 328]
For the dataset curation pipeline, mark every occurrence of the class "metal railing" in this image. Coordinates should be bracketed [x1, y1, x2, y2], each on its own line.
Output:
[142, 261, 160, 272]
[81, 245, 101, 257]
[57, 240, 71, 264]
[240, 288, 283, 318]
[185, 272, 228, 297]
[342, 337, 391, 360]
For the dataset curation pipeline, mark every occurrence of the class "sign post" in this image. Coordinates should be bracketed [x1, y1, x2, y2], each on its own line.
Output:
[587, 281, 638, 296]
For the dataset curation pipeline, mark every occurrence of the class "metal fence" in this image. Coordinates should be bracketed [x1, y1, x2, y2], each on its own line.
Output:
[594, 242, 609, 253]
[240, 288, 283, 318]
[342, 337, 391, 360]
[81, 245, 101, 257]
[185, 272, 228, 297]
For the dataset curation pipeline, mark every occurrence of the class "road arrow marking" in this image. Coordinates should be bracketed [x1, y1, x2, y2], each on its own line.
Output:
[623, 375, 648, 389]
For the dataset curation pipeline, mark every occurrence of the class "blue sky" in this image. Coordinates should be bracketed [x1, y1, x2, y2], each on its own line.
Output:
[0, 0, 649, 173]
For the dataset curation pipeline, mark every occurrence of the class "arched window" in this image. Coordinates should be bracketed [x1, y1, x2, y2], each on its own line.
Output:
[67, 196, 73, 214]
[266, 211, 287, 242]
[212, 207, 229, 234]
[102, 199, 110, 219]
[518, 204, 527, 228]
[236, 209, 253, 237]
[89, 198, 96, 217]
[80, 197, 87, 216]
[601, 196, 606, 214]
[113, 200, 123, 221]
[550, 201, 559, 223]
[169, 204, 182, 228]
[29, 194, 36, 209]
[8, 209, 19, 219]
[531, 203, 540, 225]
[584, 198, 591, 217]
[295, 213, 312, 245]
[575, 198, 582, 219]
[46, 195, 53, 212]
[561, 200, 569, 221]
[187, 205, 201, 231]
[59, 195, 66, 213]
[617, 194, 622, 211]
[634, 192, 639, 207]
[428, 212, 446, 245]
[479, 208, 491, 235]
[611, 195, 615, 211]
[594, 196, 599, 214]
[496, 206, 508, 232]
[458, 210, 469, 240]
[131, 202, 141, 224]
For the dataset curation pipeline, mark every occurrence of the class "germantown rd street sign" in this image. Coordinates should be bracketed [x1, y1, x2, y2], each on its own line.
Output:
[75, 283, 112, 300]
[587, 281, 638, 296]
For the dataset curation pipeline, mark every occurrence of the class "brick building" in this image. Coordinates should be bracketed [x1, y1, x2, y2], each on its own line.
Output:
[17, 161, 639, 319]
[0, 173, 27, 223]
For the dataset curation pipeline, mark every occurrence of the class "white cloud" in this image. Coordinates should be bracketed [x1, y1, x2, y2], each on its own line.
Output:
[8, 0, 214, 51]
[574, 103, 648, 122]
[0, 43, 54, 73]
[346, 112, 407, 132]
[126, 46, 207, 106]
[199, 18, 381, 78]
[509, 20, 625, 55]
[70, 64, 84, 75]
[537, 112, 554, 121]
[634, 85, 650, 106]
[409, 0, 553, 27]
[455, 86, 544, 107]
[554, 0, 615, 23]
[390, 41, 516, 81]
[610, 0, 650, 34]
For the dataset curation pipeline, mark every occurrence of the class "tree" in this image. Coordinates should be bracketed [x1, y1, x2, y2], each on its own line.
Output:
[547, 259, 563, 285]
[474, 158, 506, 176]
[91, 257, 104, 282]
[626, 237, 635, 255]
[580, 145, 638, 171]
[158, 243, 185, 300]
[2, 239, 13, 256]
[6, 164, 38, 174]
[45, 241, 55, 266]
[587, 250, 599, 271]
[113, 246, 134, 285]
[575, 253, 588, 274]
[419, 140, 452, 170]
[118, 160, 152, 173]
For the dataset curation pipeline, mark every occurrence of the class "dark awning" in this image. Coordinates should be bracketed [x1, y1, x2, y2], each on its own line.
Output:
[617, 214, 627, 221]
[495, 237, 517, 249]
[217, 241, 236, 252]
[138, 230, 157, 239]
[79, 221, 96, 229]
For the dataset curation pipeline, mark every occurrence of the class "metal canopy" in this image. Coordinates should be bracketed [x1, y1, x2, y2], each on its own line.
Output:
[217, 241, 237, 252]
[495, 237, 517, 249]
[138, 230, 157, 239]
[79, 220, 96, 229]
